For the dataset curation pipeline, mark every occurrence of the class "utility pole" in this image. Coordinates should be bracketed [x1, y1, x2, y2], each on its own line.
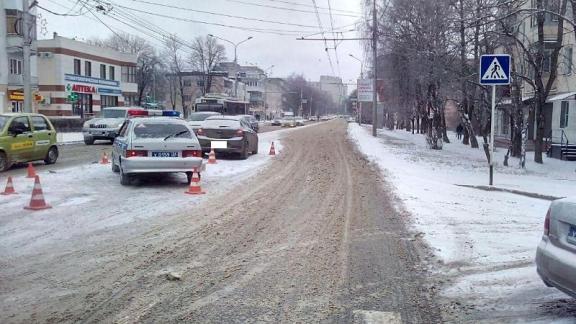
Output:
[372, 0, 378, 137]
[22, 0, 33, 113]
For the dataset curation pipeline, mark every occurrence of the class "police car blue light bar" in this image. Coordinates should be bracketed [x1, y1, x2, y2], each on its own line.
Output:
[127, 109, 181, 117]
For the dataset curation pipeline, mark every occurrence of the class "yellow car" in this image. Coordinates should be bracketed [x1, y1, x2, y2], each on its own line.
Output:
[0, 113, 58, 171]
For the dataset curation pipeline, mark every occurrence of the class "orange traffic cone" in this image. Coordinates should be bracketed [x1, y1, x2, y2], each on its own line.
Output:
[269, 142, 276, 156]
[24, 176, 52, 210]
[1, 176, 17, 195]
[100, 152, 110, 164]
[208, 149, 217, 164]
[185, 170, 205, 195]
[26, 163, 36, 178]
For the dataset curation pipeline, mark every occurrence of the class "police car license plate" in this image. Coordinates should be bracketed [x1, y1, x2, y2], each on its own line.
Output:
[152, 151, 178, 158]
[568, 225, 576, 245]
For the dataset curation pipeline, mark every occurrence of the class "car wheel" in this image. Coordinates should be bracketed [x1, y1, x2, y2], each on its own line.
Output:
[111, 154, 120, 173]
[240, 144, 248, 160]
[44, 146, 59, 165]
[253, 140, 259, 154]
[0, 151, 11, 172]
[84, 137, 95, 145]
[120, 165, 131, 186]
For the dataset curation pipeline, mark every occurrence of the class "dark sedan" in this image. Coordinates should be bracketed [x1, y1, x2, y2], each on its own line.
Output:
[196, 116, 259, 159]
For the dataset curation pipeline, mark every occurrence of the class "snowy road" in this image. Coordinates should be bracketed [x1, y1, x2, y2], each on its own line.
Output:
[0, 120, 440, 323]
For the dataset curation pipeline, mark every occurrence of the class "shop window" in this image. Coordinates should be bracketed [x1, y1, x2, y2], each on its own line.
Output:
[101, 95, 118, 108]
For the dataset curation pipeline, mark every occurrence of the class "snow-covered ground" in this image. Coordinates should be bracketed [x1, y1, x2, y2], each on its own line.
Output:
[348, 123, 576, 322]
[0, 130, 284, 258]
[57, 132, 83, 144]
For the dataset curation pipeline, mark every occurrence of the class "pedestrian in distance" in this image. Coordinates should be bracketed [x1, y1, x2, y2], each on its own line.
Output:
[456, 124, 464, 140]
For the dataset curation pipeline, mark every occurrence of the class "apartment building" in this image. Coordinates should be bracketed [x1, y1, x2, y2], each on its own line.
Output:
[496, 2, 576, 158]
[0, 0, 39, 113]
[36, 34, 138, 118]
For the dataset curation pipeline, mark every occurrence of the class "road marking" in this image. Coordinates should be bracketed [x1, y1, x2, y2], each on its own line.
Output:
[352, 310, 402, 324]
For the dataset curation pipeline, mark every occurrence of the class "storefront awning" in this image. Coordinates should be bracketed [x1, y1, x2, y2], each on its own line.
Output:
[546, 92, 576, 102]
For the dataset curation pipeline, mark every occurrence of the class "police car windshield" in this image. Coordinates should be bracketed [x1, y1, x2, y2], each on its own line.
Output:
[102, 109, 127, 118]
[0, 116, 7, 130]
[133, 123, 191, 139]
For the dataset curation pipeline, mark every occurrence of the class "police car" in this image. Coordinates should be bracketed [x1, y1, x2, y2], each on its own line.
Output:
[111, 110, 204, 185]
[0, 113, 58, 172]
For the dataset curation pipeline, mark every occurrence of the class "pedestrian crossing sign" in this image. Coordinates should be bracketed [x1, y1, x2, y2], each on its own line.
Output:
[480, 54, 510, 85]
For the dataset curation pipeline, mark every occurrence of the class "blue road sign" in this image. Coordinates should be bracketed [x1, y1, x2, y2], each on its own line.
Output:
[480, 54, 511, 85]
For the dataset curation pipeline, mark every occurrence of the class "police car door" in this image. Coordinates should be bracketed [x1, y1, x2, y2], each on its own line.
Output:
[113, 120, 130, 162]
[7, 116, 35, 162]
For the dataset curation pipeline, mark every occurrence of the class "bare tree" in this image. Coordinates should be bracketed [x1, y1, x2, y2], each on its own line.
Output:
[163, 34, 188, 118]
[189, 36, 227, 95]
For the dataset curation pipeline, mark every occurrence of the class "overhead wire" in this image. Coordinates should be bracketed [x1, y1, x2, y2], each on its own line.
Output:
[326, 0, 341, 77]
[310, 0, 335, 75]
[125, 0, 320, 29]
[250, 0, 360, 14]
[222, 0, 360, 18]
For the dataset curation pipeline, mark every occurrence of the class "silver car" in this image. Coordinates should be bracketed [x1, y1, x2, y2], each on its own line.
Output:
[536, 197, 576, 298]
[111, 116, 204, 185]
[83, 106, 144, 145]
[187, 112, 222, 132]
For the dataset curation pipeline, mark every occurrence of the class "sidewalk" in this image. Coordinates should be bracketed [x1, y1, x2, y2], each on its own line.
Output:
[348, 123, 576, 322]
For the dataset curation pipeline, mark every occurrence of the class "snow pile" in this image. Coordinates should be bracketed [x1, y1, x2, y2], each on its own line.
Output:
[348, 123, 576, 320]
[0, 130, 283, 257]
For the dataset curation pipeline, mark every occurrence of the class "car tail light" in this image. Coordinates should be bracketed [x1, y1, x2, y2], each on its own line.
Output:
[544, 207, 551, 236]
[126, 150, 148, 158]
[196, 128, 204, 135]
[236, 129, 244, 136]
[182, 150, 202, 158]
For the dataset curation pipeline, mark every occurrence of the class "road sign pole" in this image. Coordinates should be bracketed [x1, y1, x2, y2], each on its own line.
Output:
[490, 85, 496, 186]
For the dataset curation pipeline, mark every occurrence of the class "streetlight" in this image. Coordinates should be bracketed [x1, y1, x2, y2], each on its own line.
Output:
[208, 34, 253, 64]
[349, 54, 364, 78]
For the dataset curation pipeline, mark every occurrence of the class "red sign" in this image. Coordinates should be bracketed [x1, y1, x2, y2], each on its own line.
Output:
[72, 84, 96, 93]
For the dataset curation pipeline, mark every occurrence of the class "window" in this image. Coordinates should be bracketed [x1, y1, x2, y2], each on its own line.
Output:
[109, 66, 115, 81]
[73, 59, 81, 75]
[100, 64, 106, 79]
[31, 116, 50, 131]
[184, 79, 192, 87]
[182, 95, 192, 102]
[501, 112, 510, 135]
[6, 9, 21, 35]
[560, 101, 569, 128]
[9, 116, 31, 133]
[9, 58, 22, 75]
[85, 61, 92, 77]
[101, 95, 119, 108]
[196, 80, 205, 87]
[563, 47, 573, 74]
[121, 66, 136, 83]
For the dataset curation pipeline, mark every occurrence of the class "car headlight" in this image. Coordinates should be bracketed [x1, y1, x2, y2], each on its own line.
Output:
[83, 121, 91, 128]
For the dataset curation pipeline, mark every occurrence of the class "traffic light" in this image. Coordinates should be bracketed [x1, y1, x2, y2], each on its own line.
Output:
[67, 92, 78, 103]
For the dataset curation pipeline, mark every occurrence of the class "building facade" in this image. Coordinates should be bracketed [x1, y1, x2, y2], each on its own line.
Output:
[0, 0, 39, 113]
[311, 76, 347, 113]
[213, 62, 268, 118]
[36, 34, 138, 118]
[173, 71, 247, 113]
[264, 78, 286, 119]
[496, 2, 576, 148]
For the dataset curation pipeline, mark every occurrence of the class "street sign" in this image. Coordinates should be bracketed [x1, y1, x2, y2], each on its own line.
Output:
[357, 79, 372, 102]
[480, 54, 511, 85]
[479, 53, 511, 186]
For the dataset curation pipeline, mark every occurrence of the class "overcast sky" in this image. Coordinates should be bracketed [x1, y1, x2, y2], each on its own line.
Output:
[38, 0, 365, 87]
